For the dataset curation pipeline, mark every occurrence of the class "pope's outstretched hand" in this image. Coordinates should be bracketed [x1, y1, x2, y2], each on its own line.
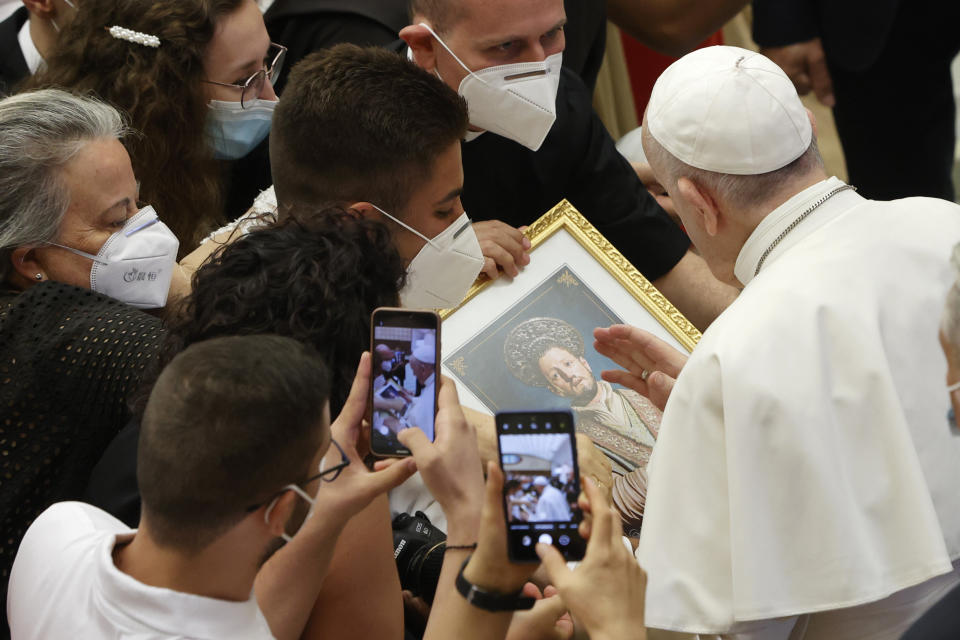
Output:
[593, 324, 687, 411]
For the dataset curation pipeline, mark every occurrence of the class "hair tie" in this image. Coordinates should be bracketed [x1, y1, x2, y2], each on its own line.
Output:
[107, 25, 161, 48]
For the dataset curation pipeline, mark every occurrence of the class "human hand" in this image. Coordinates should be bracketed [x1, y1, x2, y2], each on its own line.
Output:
[594, 324, 686, 411]
[505, 583, 574, 640]
[760, 38, 834, 107]
[310, 353, 418, 526]
[536, 477, 647, 640]
[392, 376, 485, 539]
[575, 434, 612, 501]
[473, 220, 531, 279]
[632, 162, 677, 221]
[461, 462, 541, 592]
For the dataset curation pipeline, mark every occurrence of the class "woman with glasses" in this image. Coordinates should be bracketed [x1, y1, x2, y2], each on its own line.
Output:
[26, 0, 284, 254]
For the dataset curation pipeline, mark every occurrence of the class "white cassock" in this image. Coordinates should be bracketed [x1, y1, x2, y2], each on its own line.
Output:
[532, 485, 571, 522]
[403, 373, 435, 441]
[638, 178, 960, 637]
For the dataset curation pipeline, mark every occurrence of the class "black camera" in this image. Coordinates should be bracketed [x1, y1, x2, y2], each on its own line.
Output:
[392, 511, 446, 605]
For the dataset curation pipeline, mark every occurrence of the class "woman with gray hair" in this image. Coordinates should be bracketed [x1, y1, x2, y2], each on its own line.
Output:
[0, 88, 177, 621]
[901, 243, 960, 639]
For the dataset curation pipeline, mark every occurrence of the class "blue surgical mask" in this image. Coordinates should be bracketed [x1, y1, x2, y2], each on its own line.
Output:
[206, 98, 277, 160]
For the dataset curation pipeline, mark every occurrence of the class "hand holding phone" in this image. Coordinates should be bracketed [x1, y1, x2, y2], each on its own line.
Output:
[496, 411, 586, 562]
[535, 476, 648, 639]
[370, 307, 440, 457]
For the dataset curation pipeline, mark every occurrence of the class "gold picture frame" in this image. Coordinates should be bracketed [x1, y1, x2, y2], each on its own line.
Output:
[442, 199, 700, 351]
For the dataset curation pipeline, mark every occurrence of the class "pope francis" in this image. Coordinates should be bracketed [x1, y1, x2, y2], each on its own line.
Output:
[598, 46, 960, 639]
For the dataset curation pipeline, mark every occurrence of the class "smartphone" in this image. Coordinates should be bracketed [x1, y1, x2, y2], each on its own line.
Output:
[370, 307, 441, 457]
[496, 410, 586, 562]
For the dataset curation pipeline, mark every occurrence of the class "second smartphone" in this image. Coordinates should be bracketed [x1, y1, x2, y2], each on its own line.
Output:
[496, 410, 587, 562]
[369, 307, 440, 457]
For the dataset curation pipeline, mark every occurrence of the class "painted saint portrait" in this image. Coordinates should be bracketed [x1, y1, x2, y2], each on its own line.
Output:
[442, 204, 699, 534]
[444, 265, 661, 474]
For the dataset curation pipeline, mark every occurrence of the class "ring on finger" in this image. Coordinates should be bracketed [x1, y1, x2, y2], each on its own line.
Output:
[640, 369, 651, 382]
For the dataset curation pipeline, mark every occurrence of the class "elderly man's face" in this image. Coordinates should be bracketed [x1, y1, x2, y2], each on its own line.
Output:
[538, 346, 598, 403]
[410, 357, 435, 384]
[427, 0, 566, 93]
[29, 137, 139, 290]
[641, 120, 742, 286]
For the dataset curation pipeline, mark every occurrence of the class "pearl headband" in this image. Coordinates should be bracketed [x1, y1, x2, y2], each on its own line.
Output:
[107, 25, 161, 48]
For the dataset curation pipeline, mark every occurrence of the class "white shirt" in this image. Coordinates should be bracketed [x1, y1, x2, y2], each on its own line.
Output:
[16, 17, 43, 75]
[638, 178, 960, 634]
[532, 484, 571, 522]
[7, 502, 275, 639]
[404, 373, 436, 440]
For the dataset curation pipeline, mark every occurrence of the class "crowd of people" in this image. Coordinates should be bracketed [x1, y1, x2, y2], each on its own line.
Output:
[1, 0, 960, 638]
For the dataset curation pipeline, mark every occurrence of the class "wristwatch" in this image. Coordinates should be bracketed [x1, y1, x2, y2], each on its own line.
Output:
[455, 556, 536, 612]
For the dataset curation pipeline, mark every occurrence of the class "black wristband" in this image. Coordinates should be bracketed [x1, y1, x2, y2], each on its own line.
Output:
[454, 556, 535, 612]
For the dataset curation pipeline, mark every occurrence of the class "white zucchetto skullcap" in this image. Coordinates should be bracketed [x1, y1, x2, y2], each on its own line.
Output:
[533, 476, 549, 486]
[646, 45, 812, 175]
[411, 339, 436, 365]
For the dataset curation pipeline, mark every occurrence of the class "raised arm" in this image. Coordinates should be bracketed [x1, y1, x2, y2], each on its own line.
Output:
[255, 353, 417, 640]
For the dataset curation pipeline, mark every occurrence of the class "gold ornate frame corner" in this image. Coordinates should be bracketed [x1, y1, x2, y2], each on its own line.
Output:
[441, 200, 701, 352]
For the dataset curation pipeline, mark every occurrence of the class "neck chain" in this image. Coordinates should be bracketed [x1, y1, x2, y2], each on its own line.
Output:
[754, 184, 856, 276]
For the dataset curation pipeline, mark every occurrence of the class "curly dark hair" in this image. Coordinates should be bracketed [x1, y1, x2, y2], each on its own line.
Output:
[504, 317, 585, 388]
[26, 0, 245, 253]
[158, 207, 407, 414]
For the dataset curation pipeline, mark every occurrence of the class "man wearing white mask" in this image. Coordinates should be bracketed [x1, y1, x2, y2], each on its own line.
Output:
[0, 0, 76, 95]
[400, 0, 739, 329]
[595, 45, 960, 638]
[183, 44, 528, 309]
[7, 335, 417, 639]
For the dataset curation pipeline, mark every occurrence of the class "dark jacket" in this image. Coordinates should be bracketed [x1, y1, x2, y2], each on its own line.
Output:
[752, 0, 900, 71]
[0, 6, 29, 96]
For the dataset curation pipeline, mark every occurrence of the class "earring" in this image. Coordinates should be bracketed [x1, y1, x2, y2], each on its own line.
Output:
[35, 273, 43, 281]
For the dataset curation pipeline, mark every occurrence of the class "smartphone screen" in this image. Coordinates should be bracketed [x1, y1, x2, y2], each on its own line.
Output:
[497, 410, 586, 562]
[370, 308, 440, 457]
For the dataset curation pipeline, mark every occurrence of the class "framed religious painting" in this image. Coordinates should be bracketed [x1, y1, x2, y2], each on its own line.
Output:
[440, 200, 701, 535]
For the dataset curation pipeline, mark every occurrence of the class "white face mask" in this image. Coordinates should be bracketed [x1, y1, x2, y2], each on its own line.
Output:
[372, 205, 484, 309]
[206, 98, 277, 160]
[47, 206, 179, 309]
[265, 484, 316, 543]
[420, 23, 562, 151]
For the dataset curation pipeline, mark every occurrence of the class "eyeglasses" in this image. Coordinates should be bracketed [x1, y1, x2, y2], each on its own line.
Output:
[204, 42, 287, 109]
[245, 438, 351, 513]
[309, 438, 351, 484]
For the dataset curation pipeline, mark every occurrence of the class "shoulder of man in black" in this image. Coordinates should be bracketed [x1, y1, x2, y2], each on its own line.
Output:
[561, 0, 606, 94]
[265, 0, 405, 94]
[0, 6, 30, 97]
[460, 67, 689, 281]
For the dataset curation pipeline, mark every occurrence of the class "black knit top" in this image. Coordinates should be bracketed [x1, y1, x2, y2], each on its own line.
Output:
[0, 282, 162, 624]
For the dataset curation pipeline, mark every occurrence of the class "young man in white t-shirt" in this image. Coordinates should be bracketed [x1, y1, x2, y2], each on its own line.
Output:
[7, 335, 416, 639]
